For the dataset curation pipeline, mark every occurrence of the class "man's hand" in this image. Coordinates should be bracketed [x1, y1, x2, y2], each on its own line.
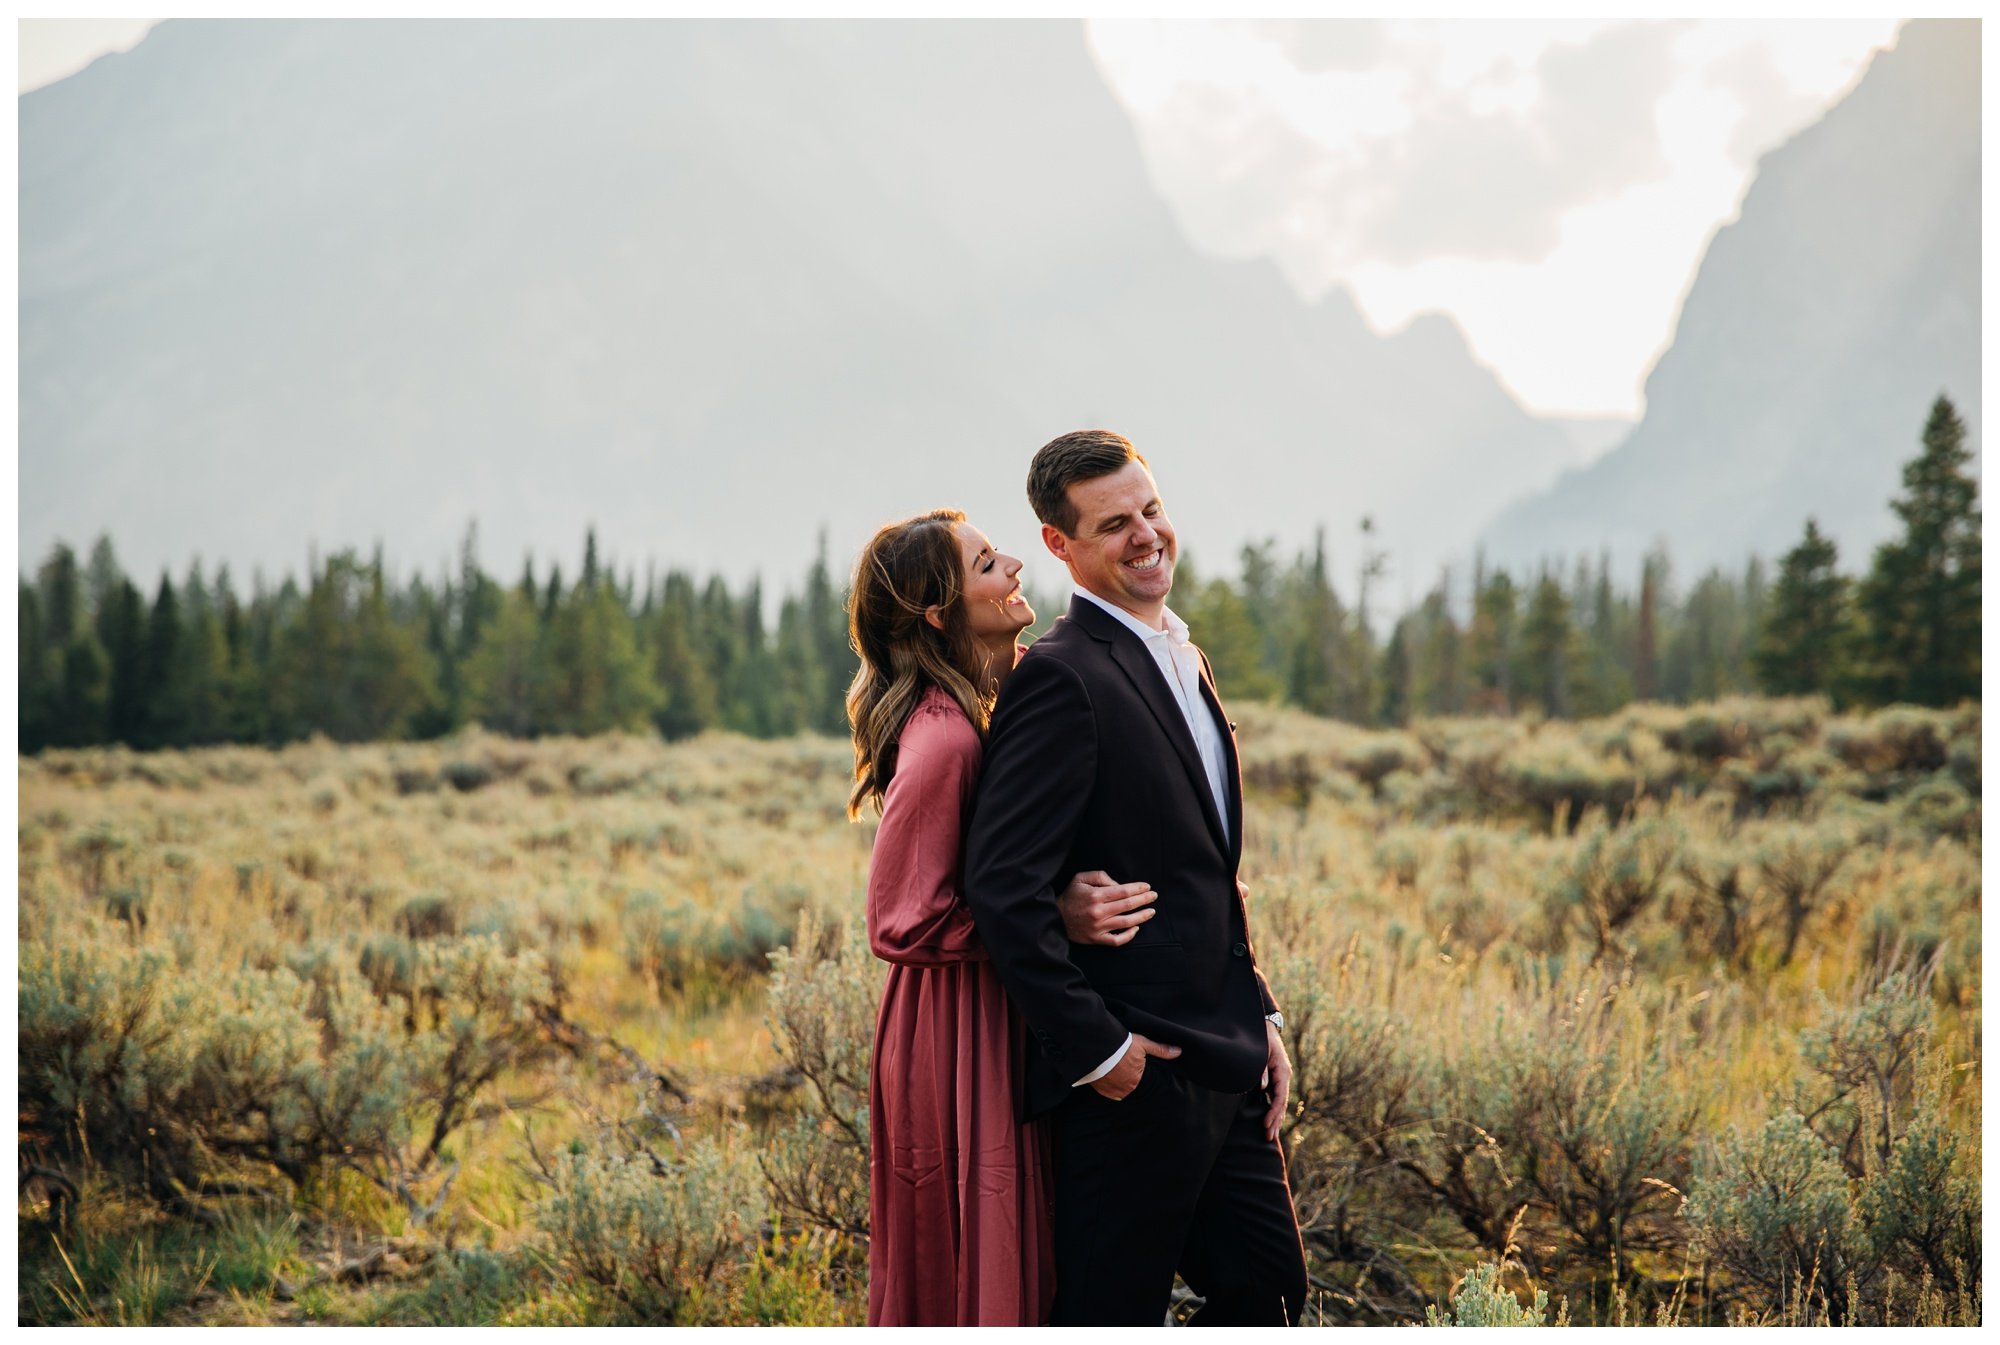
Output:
[1090, 1032, 1180, 1100]
[1058, 870, 1158, 947]
[1260, 1019, 1292, 1142]
[1237, 877, 1251, 904]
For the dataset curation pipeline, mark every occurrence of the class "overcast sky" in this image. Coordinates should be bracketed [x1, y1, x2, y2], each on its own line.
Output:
[1087, 17, 1902, 419]
[22, 17, 1901, 421]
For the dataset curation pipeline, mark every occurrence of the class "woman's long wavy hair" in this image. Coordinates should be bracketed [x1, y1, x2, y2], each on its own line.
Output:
[846, 508, 992, 820]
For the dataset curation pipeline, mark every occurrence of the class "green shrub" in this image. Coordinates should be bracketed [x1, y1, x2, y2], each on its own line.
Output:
[1685, 1112, 1856, 1322]
[619, 890, 702, 1000]
[533, 1138, 765, 1324]
[1794, 969, 1933, 1177]
[1548, 815, 1683, 962]
[1425, 1261, 1551, 1326]
[1898, 774, 1978, 843]
[760, 907, 879, 1245]
[396, 893, 458, 940]
[1855, 1102, 1980, 1300]
[440, 760, 496, 793]
[1753, 820, 1856, 967]
[19, 926, 551, 1220]
[1825, 705, 1953, 779]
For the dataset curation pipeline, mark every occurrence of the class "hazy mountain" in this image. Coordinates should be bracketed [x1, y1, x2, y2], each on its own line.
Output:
[21, 19, 1583, 597]
[1480, 18, 1980, 580]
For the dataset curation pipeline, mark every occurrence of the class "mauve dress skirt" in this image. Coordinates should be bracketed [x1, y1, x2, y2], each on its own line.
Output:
[867, 957, 1055, 1326]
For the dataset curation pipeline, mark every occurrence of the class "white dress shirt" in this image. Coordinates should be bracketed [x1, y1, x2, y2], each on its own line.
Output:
[1068, 586, 1233, 1087]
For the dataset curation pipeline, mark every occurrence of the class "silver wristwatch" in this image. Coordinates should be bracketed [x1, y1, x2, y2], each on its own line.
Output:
[1265, 1011, 1285, 1032]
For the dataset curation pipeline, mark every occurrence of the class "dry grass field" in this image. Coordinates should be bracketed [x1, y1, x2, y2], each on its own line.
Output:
[16, 697, 1981, 1325]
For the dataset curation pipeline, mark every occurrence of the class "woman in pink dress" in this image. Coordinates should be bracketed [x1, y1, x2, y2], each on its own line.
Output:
[846, 508, 1156, 1327]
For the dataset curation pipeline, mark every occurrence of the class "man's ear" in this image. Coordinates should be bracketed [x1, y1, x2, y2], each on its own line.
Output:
[923, 603, 946, 632]
[1041, 524, 1070, 563]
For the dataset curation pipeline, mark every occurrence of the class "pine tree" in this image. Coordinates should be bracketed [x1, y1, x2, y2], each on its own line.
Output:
[141, 575, 185, 747]
[19, 582, 50, 752]
[729, 580, 781, 736]
[99, 579, 148, 746]
[1574, 554, 1630, 717]
[270, 552, 438, 741]
[56, 635, 110, 747]
[1752, 519, 1850, 698]
[541, 576, 659, 736]
[649, 571, 717, 740]
[176, 560, 228, 743]
[772, 594, 815, 736]
[1520, 573, 1575, 718]
[412, 576, 458, 738]
[697, 575, 745, 727]
[464, 588, 544, 736]
[32, 544, 88, 745]
[1635, 551, 1663, 701]
[1237, 540, 1285, 678]
[541, 564, 564, 627]
[216, 567, 264, 743]
[1852, 395, 1982, 706]
[1412, 577, 1466, 717]
[1468, 567, 1518, 715]
[1185, 574, 1278, 703]
[1379, 617, 1413, 726]
[1284, 531, 1343, 717]
[84, 535, 123, 619]
[1345, 517, 1386, 722]
[453, 523, 500, 720]
[800, 532, 855, 735]
[37, 543, 82, 652]
[1667, 570, 1744, 703]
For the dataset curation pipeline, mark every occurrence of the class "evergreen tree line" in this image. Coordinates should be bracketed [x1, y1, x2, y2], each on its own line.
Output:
[17, 397, 1978, 754]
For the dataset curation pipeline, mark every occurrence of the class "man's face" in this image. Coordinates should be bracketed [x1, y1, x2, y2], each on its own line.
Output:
[1042, 459, 1177, 624]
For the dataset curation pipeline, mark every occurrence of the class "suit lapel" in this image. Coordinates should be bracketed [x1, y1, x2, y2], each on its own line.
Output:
[1194, 648, 1243, 868]
[1073, 597, 1230, 855]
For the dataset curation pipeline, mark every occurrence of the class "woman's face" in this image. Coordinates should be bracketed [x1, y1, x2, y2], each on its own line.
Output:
[953, 522, 1034, 641]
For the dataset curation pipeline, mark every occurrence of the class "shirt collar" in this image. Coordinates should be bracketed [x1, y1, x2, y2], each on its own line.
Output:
[1072, 586, 1190, 645]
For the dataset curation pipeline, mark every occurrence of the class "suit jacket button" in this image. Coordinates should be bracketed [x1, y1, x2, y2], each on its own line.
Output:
[1232, 942, 1248, 957]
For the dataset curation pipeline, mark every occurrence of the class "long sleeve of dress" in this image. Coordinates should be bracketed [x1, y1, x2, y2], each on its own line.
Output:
[866, 694, 987, 966]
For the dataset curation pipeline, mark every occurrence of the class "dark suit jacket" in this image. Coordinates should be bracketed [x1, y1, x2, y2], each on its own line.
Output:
[963, 595, 1279, 1118]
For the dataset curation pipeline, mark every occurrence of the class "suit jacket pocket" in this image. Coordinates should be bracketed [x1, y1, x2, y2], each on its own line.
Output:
[1075, 940, 1186, 987]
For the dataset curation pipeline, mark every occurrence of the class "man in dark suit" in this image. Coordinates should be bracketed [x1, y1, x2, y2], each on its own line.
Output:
[963, 429, 1308, 1326]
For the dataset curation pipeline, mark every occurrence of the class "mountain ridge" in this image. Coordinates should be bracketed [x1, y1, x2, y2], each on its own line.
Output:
[1480, 18, 1980, 580]
[21, 19, 1587, 593]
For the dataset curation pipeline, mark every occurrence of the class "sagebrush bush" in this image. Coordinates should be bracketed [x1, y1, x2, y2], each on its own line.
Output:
[1684, 1112, 1857, 1322]
[1425, 1261, 1552, 1327]
[1854, 1102, 1981, 1301]
[533, 1137, 766, 1323]
[1547, 813, 1684, 961]
[759, 906, 879, 1245]
[18, 921, 554, 1222]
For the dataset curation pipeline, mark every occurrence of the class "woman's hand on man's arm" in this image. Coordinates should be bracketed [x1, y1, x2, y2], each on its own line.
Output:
[1056, 870, 1157, 946]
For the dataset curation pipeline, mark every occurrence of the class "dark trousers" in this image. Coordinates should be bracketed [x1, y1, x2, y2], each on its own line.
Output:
[1048, 1061, 1309, 1326]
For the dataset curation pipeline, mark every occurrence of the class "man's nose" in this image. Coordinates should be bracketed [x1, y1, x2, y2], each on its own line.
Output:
[1129, 517, 1159, 547]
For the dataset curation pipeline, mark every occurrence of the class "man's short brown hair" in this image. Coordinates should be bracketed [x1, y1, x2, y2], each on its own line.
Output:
[1027, 430, 1147, 537]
